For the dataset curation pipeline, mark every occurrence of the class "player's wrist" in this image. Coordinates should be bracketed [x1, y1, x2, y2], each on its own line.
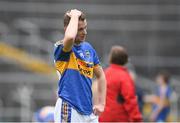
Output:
[99, 102, 105, 107]
[98, 98, 106, 106]
[70, 15, 80, 19]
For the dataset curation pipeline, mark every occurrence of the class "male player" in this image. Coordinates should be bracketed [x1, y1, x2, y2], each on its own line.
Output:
[148, 71, 172, 122]
[53, 9, 106, 122]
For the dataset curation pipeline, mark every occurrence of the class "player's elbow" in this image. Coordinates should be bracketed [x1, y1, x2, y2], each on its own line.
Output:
[65, 35, 75, 42]
[63, 36, 75, 50]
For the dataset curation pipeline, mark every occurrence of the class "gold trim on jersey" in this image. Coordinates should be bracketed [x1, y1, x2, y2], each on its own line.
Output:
[55, 52, 94, 78]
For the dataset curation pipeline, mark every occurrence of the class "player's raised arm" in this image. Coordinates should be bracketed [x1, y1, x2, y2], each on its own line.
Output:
[63, 9, 81, 52]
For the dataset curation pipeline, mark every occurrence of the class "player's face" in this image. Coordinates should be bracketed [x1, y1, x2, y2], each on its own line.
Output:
[156, 75, 164, 85]
[75, 20, 87, 44]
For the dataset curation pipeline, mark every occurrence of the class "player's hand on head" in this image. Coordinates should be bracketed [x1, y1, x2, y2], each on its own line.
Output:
[93, 104, 105, 116]
[67, 9, 82, 17]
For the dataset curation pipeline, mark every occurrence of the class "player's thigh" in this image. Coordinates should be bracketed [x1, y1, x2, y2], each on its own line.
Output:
[54, 98, 62, 122]
[71, 109, 98, 123]
[54, 98, 98, 123]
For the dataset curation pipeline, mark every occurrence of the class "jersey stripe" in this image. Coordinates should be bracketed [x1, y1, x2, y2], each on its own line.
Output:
[55, 52, 94, 78]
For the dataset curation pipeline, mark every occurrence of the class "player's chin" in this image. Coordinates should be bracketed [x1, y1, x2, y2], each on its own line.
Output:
[80, 36, 86, 41]
[79, 39, 85, 42]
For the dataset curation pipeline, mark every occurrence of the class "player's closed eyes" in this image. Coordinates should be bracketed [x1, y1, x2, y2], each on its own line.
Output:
[78, 26, 87, 31]
[78, 28, 86, 31]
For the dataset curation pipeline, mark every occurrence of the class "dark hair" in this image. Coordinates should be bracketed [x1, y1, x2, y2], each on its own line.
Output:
[64, 10, 86, 27]
[157, 70, 171, 83]
[109, 45, 128, 66]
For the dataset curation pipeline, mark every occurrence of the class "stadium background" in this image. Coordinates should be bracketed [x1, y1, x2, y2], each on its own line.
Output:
[0, 0, 180, 122]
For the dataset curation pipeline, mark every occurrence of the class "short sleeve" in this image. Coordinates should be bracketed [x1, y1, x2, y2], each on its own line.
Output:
[54, 44, 71, 62]
[92, 48, 100, 66]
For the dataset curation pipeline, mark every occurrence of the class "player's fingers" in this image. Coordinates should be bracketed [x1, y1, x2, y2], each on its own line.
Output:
[93, 108, 98, 115]
[93, 108, 101, 116]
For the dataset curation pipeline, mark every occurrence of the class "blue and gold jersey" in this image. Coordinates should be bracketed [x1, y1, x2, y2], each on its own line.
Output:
[153, 85, 172, 121]
[54, 41, 100, 115]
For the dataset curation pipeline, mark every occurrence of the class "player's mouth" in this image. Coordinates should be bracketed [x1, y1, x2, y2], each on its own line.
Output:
[80, 35, 86, 40]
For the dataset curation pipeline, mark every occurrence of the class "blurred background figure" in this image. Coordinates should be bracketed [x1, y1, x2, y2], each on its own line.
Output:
[144, 70, 173, 122]
[128, 69, 145, 114]
[99, 45, 142, 122]
[33, 106, 54, 123]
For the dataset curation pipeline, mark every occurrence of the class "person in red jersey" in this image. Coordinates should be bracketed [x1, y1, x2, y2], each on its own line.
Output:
[99, 45, 143, 122]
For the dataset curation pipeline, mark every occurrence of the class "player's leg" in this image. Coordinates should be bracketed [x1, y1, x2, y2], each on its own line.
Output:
[54, 98, 62, 122]
[54, 98, 98, 123]
[54, 98, 73, 122]
[71, 108, 98, 123]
